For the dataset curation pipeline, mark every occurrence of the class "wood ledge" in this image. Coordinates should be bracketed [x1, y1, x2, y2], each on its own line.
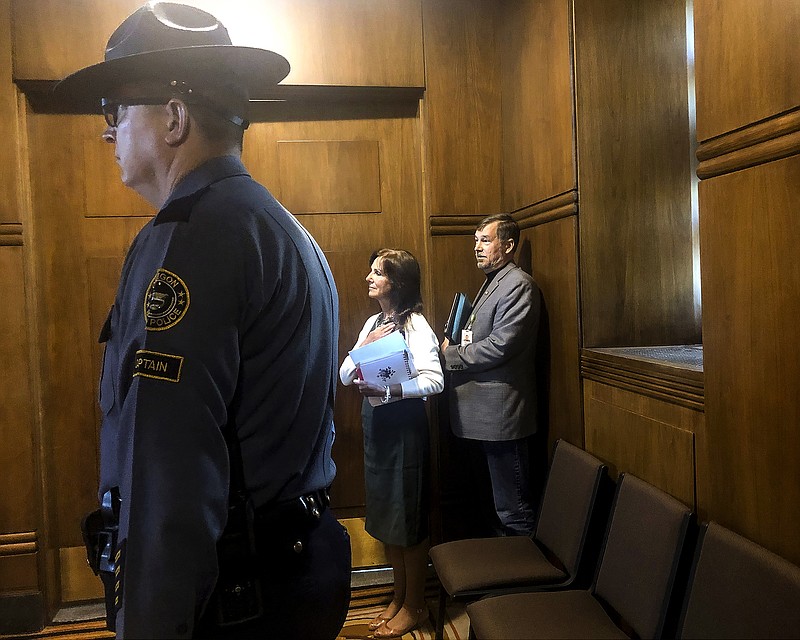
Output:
[581, 346, 704, 410]
[0, 532, 38, 556]
[430, 191, 578, 236]
[697, 109, 800, 179]
[0, 223, 23, 246]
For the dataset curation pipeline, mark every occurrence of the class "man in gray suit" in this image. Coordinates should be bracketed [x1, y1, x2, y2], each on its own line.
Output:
[441, 214, 540, 536]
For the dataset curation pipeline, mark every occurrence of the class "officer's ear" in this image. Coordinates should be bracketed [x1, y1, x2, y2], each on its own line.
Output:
[164, 99, 190, 146]
[503, 237, 515, 255]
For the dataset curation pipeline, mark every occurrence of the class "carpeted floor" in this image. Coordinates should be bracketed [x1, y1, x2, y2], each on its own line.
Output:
[338, 600, 469, 640]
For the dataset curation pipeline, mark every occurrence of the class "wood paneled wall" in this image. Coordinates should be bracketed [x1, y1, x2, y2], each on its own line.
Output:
[693, 0, 800, 565]
[9, 0, 800, 629]
[13, 0, 424, 88]
[500, 0, 575, 211]
[421, 0, 502, 217]
[574, 0, 699, 348]
[423, 0, 582, 540]
[0, 0, 47, 630]
[5, 0, 433, 627]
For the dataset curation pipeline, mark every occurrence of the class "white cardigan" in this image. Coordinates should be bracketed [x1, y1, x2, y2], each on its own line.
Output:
[339, 312, 444, 400]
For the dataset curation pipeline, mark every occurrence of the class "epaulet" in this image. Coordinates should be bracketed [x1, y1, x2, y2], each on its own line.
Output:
[153, 186, 210, 225]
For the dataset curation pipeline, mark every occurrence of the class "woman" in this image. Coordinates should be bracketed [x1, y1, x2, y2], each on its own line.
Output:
[340, 249, 444, 638]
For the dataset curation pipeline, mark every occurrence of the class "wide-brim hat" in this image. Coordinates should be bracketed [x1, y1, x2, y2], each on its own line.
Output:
[53, 2, 290, 102]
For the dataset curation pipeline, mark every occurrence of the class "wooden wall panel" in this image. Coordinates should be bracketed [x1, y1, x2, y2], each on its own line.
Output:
[12, 0, 424, 88]
[422, 0, 502, 215]
[26, 114, 135, 552]
[500, 0, 575, 212]
[59, 546, 102, 602]
[584, 379, 699, 508]
[524, 217, 583, 447]
[0, 1, 45, 628]
[428, 235, 485, 338]
[0, 244, 40, 605]
[698, 155, 800, 564]
[428, 234, 488, 542]
[277, 140, 381, 214]
[247, 112, 429, 513]
[0, 547, 38, 591]
[694, 0, 800, 142]
[0, 246, 37, 532]
[574, 0, 699, 348]
[0, 0, 18, 218]
[83, 138, 152, 216]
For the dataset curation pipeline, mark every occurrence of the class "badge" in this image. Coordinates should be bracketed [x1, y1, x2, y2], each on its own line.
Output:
[461, 329, 473, 345]
[133, 350, 184, 383]
[144, 268, 190, 331]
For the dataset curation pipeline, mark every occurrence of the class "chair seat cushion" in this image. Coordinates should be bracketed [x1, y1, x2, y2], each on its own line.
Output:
[467, 590, 629, 639]
[430, 536, 567, 595]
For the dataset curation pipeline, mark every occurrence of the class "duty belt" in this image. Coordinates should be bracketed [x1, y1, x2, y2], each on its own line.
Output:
[254, 487, 330, 531]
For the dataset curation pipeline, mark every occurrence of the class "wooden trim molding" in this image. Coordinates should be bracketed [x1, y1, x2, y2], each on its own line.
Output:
[0, 222, 23, 246]
[430, 214, 487, 236]
[581, 346, 704, 411]
[0, 531, 38, 556]
[514, 190, 577, 229]
[429, 190, 578, 236]
[697, 108, 800, 179]
[18, 79, 425, 118]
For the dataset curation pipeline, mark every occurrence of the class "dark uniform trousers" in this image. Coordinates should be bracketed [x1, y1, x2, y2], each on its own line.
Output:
[196, 504, 351, 639]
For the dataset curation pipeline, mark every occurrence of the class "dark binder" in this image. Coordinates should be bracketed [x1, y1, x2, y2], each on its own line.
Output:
[444, 292, 472, 344]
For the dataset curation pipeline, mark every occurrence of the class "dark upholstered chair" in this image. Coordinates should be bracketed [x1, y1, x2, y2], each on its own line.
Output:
[677, 521, 800, 639]
[429, 440, 608, 640]
[466, 473, 693, 639]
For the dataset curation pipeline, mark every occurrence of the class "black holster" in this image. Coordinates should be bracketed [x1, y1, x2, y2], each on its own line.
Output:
[81, 488, 120, 632]
[207, 489, 264, 627]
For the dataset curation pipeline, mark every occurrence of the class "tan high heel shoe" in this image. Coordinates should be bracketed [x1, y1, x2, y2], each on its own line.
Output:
[373, 605, 429, 639]
[368, 615, 392, 632]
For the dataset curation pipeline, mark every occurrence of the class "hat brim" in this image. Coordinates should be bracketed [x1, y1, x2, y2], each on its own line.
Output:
[53, 45, 290, 102]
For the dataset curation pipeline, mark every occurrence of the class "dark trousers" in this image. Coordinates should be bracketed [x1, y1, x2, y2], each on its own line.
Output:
[196, 508, 352, 639]
[481, 437, 535, 536]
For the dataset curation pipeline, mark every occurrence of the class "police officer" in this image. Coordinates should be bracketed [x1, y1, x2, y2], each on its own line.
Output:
[55, 3, 351, 638]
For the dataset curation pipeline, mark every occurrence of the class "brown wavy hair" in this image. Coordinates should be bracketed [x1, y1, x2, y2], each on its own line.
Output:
[370, 248, 424, 328]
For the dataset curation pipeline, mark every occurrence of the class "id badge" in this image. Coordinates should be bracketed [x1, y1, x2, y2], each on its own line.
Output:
[461, 329, 473, 345]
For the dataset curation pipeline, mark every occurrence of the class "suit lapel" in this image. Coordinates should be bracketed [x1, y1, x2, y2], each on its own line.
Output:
[472, 263, 516, 316]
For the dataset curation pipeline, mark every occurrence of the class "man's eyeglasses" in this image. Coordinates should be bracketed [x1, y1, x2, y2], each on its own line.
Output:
[101, 97, 169, 128]
[100, 96, 250, 130]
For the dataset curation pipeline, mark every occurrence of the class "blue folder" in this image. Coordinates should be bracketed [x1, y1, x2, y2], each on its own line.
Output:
[444, 292, 472, 344]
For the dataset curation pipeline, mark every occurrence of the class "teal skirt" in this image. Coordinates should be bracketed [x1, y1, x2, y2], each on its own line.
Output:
[361, 397, 430, 547]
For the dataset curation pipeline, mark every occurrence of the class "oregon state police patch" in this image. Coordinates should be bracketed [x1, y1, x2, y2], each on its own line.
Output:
[144, 268, 190, 331]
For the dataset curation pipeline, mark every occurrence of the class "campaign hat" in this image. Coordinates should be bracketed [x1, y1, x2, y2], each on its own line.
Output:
[54, 2, 290, 101]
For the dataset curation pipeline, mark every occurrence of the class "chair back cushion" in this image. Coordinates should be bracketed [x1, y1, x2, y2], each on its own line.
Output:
[679, 521, 800, 639]
[535, 440, 605, 577]
[594, 473, 692, 639]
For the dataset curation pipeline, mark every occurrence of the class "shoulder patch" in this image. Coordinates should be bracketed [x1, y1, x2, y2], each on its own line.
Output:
[133, 350, 184, 382]
[144, 268, 190, 331]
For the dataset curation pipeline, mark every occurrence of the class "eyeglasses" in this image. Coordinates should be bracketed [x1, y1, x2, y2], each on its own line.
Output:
[100, 96, 250, 130]
[101, 97, 170, 128]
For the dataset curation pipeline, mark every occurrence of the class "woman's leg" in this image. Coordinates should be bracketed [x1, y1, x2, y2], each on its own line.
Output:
[376, 538, 430, 637]
[369, 543, 405, 629]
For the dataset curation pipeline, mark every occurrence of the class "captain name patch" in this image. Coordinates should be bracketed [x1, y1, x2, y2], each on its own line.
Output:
[133, 350, 184, 383]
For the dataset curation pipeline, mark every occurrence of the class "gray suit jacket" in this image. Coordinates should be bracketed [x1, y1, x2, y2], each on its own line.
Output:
[443, 262, 539, 441]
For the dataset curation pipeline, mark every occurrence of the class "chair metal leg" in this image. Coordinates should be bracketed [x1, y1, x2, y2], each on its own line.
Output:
[435, 584, 448, 640]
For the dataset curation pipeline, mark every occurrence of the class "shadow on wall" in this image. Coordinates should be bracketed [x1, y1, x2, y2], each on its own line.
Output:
[518, 237, 551, 503]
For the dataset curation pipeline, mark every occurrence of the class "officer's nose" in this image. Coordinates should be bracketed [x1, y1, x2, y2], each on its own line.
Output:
[102, 126, 116, 143]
